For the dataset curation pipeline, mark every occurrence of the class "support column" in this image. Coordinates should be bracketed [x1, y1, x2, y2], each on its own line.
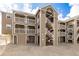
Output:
[74, 19, 77, 45]
[53, 15, 58, 46]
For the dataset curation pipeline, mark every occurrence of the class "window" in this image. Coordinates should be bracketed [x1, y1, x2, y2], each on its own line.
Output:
[7, 16, 11, 18]
[6, 14, 12, 19]
[6, 24, 12, 29]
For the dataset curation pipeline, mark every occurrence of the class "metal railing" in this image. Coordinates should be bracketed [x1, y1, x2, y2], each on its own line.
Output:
[27, 29, 35, 34]
[27, 19, 35, 25]
[15, 17, 25, 23]
[60, 25, 65, 29]
[60, 32, 65, 36]
[15, 28, 25, 33]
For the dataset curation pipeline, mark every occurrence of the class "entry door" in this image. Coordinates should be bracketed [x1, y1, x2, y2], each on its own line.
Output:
[14, 36, 17, 44]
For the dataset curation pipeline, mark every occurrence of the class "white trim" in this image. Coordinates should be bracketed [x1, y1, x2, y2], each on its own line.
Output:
[6, 13, 12, 20]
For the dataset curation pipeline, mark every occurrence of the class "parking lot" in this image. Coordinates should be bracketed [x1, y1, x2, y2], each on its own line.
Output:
[1, 43, 79, 56]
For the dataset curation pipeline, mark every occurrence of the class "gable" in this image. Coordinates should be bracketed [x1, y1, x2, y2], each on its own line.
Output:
[41, 5, 58, 15]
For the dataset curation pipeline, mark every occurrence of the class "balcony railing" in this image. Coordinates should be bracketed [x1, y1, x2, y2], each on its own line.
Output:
[15, 28, 25, 33]
[15, 17, 25, 24]
[27, 29, 35, 34]
[27, 19, 35, 25]
[60, 32, 65, 36]
[60, 25, 65, 29]
[15, 28, 35, 34]
[68, 25, 74, 28]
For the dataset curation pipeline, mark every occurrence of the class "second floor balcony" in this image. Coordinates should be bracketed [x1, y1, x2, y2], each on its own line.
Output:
[15, 28, 25, 33]
[60, 32, 65, 36]
[27, 29, 35, 35]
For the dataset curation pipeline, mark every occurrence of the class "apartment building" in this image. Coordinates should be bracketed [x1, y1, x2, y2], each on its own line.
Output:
[65, 16, 79, 45]
[0, 5, 79, 46]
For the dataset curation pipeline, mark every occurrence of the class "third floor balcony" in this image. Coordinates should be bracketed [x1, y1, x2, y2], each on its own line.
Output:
[15, 17, 25, 24]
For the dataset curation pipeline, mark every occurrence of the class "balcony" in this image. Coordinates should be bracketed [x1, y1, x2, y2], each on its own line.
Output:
[27, 19, 35, 26]
[60, 25, 65, 29]
[27, 29, 35, 35]
[60, 32, 65, 36]
[68, 25, 74, 29]
[15, 28, 25, 33]
[68, 35, 73, 40]
[15, 17, 25, 24]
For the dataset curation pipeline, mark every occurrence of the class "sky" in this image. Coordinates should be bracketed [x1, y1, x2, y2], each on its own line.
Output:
[0, 3, 79, 21]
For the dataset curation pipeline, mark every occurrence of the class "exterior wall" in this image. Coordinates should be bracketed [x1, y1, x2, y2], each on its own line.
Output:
[35, 10, 40, 45]
[0, 12, 12, 45]
[40, 9, 46, 46]
[2, 12, 12, 34]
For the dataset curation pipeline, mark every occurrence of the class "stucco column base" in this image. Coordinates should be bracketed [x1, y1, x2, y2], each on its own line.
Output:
[53, 39, 58, 46]
[40, 39, 46, 46]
